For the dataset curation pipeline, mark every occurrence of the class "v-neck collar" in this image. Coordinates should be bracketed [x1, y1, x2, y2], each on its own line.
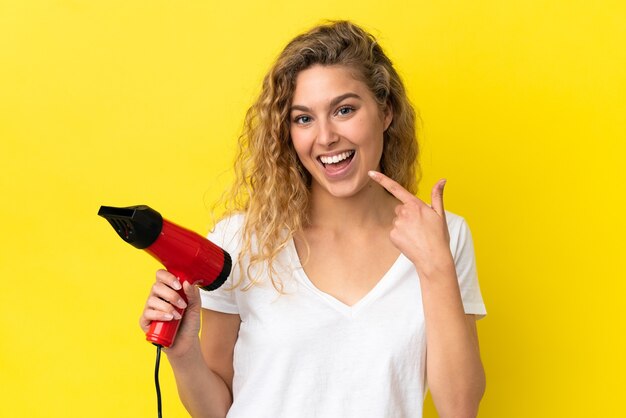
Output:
[287, 238, 412, 317]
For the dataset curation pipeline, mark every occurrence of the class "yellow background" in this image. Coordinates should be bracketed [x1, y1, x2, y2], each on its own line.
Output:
[1, 1, 624, 416]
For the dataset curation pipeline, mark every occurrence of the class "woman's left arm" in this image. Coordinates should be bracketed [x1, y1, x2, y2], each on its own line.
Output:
[369, 171, 485, 418]
[419, 275, 485, 418]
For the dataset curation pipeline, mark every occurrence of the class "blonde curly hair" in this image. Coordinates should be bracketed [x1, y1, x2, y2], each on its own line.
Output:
[219, 20, 420, 290]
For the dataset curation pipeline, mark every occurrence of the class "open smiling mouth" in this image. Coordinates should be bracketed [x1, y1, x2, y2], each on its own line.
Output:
[318, 150, 355, 170]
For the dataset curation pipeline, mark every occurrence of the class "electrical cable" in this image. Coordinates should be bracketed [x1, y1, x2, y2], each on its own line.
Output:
[155, 344, 163, 418]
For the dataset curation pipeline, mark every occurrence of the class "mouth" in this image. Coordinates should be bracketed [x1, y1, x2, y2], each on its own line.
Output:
[317, 150, 355, 169]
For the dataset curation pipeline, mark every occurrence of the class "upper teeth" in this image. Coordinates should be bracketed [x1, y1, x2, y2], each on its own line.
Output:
[320, 151, 354, 165]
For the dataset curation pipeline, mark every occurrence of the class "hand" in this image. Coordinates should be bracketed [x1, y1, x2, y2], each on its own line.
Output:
[368, 170, 453, 277]
[139, 269, 202, 356]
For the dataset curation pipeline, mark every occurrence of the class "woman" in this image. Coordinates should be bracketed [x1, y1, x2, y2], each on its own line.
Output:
[141, 21, 487, 418]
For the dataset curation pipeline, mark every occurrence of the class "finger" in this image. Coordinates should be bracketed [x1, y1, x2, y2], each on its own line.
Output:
[156, 269, 182, 291]
[430, 179, 447, 218]
[142, 307, 180, 324]
[368, 170, 416, 204]
[149, 281, 188, 310]
[146, 293, 185, 314]
[182, 281, 200, 310]
[139, 309, 180, 333]
[139, 316, 151, 333]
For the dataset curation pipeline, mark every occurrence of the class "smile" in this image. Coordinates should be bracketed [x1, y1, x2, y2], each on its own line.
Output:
[318, 150, 355, 166]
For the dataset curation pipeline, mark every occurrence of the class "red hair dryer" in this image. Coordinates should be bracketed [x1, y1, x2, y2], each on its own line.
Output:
[98, 205, 232, 347]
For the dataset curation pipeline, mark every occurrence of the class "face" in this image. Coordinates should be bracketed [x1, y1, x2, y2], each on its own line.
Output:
[289, 65, 392, 199]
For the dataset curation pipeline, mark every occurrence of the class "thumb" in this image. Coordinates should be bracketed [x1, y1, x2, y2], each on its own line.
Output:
[182, 281, 201, 311]
[431, 179, 447, 218]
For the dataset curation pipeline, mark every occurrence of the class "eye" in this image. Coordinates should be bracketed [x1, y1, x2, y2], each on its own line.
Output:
[335, 106, 355, 117]
[293, 114, 312, 125]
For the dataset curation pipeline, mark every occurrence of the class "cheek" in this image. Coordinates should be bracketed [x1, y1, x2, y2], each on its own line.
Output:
[290, 129, 312, 161]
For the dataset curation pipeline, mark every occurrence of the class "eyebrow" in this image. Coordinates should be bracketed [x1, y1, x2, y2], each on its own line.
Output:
[290, 93, 362, 113]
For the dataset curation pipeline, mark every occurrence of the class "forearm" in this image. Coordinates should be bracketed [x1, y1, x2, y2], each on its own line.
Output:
[419, 262, 485, 418]
[166, 340, 232, 418]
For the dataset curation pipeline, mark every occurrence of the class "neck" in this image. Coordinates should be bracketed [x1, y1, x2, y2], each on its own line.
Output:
[307, 179, 397, 230]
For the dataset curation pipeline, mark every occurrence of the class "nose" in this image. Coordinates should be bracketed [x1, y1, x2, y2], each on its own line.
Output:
[316, 119, 339, 147]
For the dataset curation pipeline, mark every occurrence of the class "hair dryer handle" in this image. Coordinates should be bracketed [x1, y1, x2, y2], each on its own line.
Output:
[145, 271, 189, 347]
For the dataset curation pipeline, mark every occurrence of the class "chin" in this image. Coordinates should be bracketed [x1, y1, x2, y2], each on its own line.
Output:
[317, 176, 371, 199]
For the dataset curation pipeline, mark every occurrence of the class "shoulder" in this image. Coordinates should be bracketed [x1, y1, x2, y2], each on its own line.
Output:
[208, 212, 246, 253]
[444, 210, 469, 237]
[211, 212, 245, 235]
[444, 210, 475, 257]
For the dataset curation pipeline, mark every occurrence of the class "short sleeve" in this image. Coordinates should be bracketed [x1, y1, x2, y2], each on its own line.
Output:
[447, 213, 487, 319]
[199, 215, 244, 315]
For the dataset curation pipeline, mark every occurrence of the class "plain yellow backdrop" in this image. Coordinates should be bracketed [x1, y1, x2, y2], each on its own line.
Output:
[1, 1, 624, 417]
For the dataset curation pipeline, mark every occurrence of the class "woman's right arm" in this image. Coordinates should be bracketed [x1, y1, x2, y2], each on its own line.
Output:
[140, 270, 241, 418]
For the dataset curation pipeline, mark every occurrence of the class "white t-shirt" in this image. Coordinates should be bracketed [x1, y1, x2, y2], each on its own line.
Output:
[200, 212, 486, 418]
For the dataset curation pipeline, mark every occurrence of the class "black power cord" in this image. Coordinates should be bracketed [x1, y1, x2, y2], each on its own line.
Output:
[154, 344, 163, 418]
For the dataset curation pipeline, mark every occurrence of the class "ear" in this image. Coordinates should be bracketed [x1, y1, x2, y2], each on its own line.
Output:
[383, 101, 393, 131]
